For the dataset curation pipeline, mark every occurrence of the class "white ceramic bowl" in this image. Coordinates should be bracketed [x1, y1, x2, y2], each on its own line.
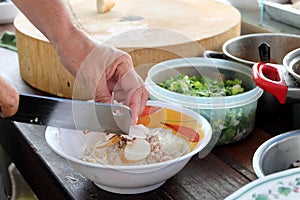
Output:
[45, 100, 212, 194]
[0, 1, 20, 24]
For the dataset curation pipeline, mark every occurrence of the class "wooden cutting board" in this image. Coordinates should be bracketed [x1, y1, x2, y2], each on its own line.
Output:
[14, 0, 241, 99]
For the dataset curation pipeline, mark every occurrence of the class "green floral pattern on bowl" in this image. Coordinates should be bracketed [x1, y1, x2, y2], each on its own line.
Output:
[225, 168, 300, 200]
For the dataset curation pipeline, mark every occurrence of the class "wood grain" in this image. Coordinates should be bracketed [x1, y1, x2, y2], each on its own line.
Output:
[14, 0, 241, 99]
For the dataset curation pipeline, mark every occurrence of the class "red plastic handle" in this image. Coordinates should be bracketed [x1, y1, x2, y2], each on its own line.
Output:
[252, 62, 288, 104]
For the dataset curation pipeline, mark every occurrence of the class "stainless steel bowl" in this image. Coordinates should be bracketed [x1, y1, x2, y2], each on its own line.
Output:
[223, 33, 300, 118]
[253, 130, 300, 178]
[223, 33, 300, 66]
[283, 48, 300, 83]
[204, 33, 300, 134]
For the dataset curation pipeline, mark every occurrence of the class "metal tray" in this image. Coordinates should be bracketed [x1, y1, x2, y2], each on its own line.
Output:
[263, 1, 300, 29]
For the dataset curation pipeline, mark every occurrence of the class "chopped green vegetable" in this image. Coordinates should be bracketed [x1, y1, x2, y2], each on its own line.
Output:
[195, 102, 256, 145]
[0, 31, 17, 51]
[158, 74, 245, 97]
[158, 74, 253, 145]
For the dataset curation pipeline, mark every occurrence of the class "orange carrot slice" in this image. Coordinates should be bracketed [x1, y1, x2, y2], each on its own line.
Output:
[140, 106, 161, 117]
[161, 122, 200, 142]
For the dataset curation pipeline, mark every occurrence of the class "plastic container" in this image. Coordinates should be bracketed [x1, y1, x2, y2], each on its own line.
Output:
[145, 57, 263, 145]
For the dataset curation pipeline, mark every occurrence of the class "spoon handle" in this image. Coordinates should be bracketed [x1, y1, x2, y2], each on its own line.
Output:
[258, 42, 270, 63]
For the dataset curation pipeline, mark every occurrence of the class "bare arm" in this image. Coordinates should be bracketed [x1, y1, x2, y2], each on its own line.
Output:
[12, 0, 94, 76]
[10, 0, 149, 122]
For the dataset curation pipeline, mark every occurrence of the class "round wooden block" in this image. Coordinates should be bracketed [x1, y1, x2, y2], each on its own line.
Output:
[14, 0, 241, 99]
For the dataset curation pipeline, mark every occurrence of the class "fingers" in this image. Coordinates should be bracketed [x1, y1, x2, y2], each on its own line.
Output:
[0, 77, 19, 117]
[94, 73, 113, 104]
[77, 44, 149, 124]
[105, 51, 133, 80]
[111, 86, 148, 124]
[114, 69, 149, 124]
[95, 68, 149, 124]
[75, 44, 125, 95]
[128, 85, 149, 124]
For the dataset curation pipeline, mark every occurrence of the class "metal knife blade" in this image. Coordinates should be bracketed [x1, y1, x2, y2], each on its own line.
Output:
[7, 94, 131, 134]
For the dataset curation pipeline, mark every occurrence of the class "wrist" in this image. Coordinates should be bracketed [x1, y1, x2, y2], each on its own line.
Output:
[52, 23, 95, 76]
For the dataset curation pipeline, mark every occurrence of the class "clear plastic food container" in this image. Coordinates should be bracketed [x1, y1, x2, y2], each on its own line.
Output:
[145, 57, 263, 145]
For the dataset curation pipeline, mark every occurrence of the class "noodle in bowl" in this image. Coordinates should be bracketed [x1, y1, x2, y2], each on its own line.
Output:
[45, 101, 212, 194]
[82, 126, 191, 165]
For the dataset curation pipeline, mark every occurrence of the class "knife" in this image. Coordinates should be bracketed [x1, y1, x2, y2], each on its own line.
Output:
[6, 94, 131, 135]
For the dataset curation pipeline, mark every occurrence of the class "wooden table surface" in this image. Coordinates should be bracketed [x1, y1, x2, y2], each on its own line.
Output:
[0, 21, 298, 200]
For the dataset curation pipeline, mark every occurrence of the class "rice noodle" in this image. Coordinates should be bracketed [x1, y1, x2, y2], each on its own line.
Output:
[82, 124, 190, 165]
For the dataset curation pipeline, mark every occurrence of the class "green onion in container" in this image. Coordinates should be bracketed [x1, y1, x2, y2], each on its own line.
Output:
[158, 74, 245, 97]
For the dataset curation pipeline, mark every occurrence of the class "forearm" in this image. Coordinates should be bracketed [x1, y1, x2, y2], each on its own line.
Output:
[12, 0, 95, 75]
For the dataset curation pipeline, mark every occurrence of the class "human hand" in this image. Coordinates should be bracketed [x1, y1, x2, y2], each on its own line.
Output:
[76, 44, 149, 124]
[57, 39, 149, 124]
[0, 76, 19, 117]
[11, 0, 148, 123]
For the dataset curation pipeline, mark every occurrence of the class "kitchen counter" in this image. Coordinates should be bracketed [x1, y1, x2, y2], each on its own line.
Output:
[0, 37, 278, 200]
[0, 9, 299, 199]
[0, 39, 267, 199]
[0, 45, 269, 199]
[0, 115, 272, 200]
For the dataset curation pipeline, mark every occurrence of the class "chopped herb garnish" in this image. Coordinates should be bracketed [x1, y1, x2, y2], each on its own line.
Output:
[158, 74, 244, 97]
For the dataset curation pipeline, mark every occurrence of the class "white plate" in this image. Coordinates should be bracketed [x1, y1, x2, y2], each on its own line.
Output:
[225, 168, 300, 200]
[0, 1, 20, 24]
